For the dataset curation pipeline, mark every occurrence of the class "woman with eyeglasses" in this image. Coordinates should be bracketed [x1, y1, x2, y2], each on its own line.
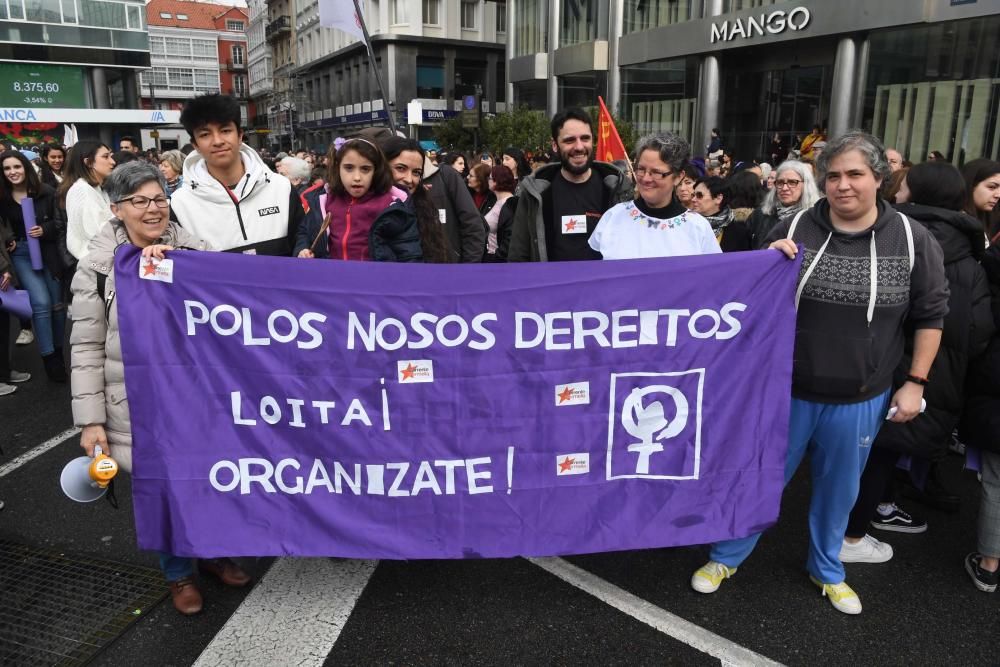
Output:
[0, 149, 67, 381]
[747, 160, 821, 249]
[59, 141, 116, 260]
[71, 162, 222, 616]
[588, 132, 719, 260]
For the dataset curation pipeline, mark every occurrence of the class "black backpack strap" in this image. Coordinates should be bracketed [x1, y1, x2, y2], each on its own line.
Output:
[96, 272, 107, 303]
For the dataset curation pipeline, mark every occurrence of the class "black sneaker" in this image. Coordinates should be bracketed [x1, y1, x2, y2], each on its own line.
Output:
[870, 503, 928, 533]
[965, 553, 998, 593]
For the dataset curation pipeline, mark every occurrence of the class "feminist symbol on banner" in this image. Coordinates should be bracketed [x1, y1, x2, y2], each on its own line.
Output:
[621, 385, 689, 474]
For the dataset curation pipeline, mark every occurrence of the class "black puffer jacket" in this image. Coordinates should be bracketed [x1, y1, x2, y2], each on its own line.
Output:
[961, 242, 1000, 454]
[876, 203, 994, 458]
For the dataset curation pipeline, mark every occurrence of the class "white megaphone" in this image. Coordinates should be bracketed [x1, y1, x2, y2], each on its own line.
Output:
[60, 445, 119, 503]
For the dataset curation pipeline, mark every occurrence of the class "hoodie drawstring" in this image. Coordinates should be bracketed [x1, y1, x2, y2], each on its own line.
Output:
[794, 231, 832, 312]
[867, 230, 877, 327]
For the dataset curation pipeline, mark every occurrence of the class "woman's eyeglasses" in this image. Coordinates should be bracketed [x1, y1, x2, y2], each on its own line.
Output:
[775, 179, 802, 189]
[117, 195, 170, 209]
[634, 166, 674, 180]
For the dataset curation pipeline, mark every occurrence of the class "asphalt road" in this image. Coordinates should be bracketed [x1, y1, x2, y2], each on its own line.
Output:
[2, 334, 998, 666]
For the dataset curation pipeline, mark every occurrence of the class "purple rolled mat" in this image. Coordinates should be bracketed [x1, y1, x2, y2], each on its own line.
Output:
[0, 287, 32, 320]
[21, 197, 43, 271]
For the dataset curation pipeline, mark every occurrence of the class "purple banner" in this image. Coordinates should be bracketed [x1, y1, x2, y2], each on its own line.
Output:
[115, 247, 801, 559]
[20, 198, 43, 271]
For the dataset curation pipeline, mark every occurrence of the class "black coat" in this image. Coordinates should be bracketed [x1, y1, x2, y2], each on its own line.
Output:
[876, 204, 994, 458]
[0, 183, 66, 279]
[747, 208, 780, 250]
[961, 242, 1000, 453]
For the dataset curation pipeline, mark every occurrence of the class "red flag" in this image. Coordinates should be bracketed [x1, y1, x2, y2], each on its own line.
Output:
[596, 96, 627, 163]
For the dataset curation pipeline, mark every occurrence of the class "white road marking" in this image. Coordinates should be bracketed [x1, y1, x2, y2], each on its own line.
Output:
[0, 427, 80, 478]
[529, 557, 784, 667]
[194, 557, 378, 667]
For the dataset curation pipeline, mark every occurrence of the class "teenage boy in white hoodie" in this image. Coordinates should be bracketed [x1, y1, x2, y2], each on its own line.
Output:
[171, 94, 304, 255]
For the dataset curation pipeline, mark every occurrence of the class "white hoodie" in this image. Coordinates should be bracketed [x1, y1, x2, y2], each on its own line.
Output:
[170, 144, 300, 255]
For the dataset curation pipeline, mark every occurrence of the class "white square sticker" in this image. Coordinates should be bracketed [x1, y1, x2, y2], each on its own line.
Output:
[561, 214, 587, 234]
[438, 208, 447, 224]
[556, 453, 590, 475]
[397, 360, 434, 383]
[555, 381, 590, 406]
[139, 257, 173, 283]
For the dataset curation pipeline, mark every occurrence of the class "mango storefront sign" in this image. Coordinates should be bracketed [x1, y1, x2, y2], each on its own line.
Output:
[0, 108, 181, 124]
[710, 7, 811, 43]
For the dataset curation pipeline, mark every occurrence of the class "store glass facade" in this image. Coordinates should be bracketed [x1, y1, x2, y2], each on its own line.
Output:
[623, 0, 700, 34]
[557, 71, 607, 109]
[513, 80, 546, 110]
[514, 0, 547, 57]
[621, 57, 700, 145]
[863, 16, 1000, 163]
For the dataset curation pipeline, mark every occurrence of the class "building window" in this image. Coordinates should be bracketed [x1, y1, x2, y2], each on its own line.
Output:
[126, 3, 141, 29]
[722, 0, 777, 12]
[621, 57, 700, 145]
[60, 0, 77, 24]
[623, 0, 698, 33]
[390, 0, 406, 24]
[496, 0, 505, 33]
[192, 38, 216, 61]
[416, 58, 444, 98]
[226, 19, 244, 31]
[233, 75, 247, 96]
[560, 0, 607, 46]
[460, 0, 477, 30]
[232, 44, 245, 64]
[79, 0, 126, 28]
[864, 16, 1000, 163]
[514, 0, 546, 56]
[422, 0, 439, 25]
[159, 11, 171, 18]
[24, 0, 62, 23]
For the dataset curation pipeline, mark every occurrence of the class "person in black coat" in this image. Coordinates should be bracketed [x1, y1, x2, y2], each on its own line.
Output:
[0, 149, 67, 381]
[842, 161, 994, 562]
[960, 239, 1000, 590]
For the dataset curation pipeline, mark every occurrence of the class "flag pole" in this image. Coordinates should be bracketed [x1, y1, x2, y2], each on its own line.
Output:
[353, 0, 397, 134]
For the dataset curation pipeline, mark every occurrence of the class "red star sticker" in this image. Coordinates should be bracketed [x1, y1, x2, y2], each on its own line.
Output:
[142, 261, 157, 276]
[557, 386, 574, 403]
[400, 363, 417, 381]
[558, 456, 575, 473]
[564, 218, 579, 232]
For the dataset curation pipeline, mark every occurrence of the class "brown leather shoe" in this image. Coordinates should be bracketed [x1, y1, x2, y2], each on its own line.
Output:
[198, 558, 252, 587]
[169, 577, 203, 615]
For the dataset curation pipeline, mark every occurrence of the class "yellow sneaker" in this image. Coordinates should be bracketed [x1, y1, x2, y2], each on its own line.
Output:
[810, 576, 862, 614]
[691, 561, 737, 594]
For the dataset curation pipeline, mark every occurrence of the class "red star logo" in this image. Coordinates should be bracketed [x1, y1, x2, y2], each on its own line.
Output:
[564, 218, 579, 232]
[557, 386, 574, 404]
[558, 456, 575, 473]
[400, 363, 417, 381]
[142, 261, 157, 276]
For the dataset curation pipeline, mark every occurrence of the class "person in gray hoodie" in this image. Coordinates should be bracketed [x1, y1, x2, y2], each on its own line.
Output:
[691, 131, 949, 616]
[508, 107, 632, 262]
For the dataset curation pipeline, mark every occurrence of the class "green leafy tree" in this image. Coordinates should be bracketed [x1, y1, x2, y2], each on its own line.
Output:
[482, 106, 552, 157]
[432, 116, 476, 152]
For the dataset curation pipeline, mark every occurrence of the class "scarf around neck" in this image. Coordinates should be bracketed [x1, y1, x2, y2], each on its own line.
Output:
[704, 207, 734, 232]
[776, 202, 802, 223]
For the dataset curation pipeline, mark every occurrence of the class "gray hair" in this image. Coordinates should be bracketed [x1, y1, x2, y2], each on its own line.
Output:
[281, 156, 311, 182]
[759, 163, 773, 180]
[815, 130, 890, 185]
[159, 149, 184, 176]
[103, 161, 167, 203]
[632, 132, 690, 173]
[760, 159, 822, 215]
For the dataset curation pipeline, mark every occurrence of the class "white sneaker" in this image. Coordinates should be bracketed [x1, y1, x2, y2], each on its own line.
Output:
[8, 370, 30, 383]
[15, 329, 33, 345]
[839, 534, 893, 563]
[0, 382, 16, 396]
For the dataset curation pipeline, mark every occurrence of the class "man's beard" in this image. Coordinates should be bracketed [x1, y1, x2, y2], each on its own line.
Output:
[559, 146, 594, 176]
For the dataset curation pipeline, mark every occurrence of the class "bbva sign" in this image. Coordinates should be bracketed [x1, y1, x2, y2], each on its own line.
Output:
[710, 7, 811, 43]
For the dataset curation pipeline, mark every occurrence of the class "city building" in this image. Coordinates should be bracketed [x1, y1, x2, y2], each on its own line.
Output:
[508, 0, 1000, 164]
[247, 0, 274, 147]
[264, 0, 297, 149]
[141, 0, 251, 150]
[0, 0, 177, 147]
[282, 0, 508, 152]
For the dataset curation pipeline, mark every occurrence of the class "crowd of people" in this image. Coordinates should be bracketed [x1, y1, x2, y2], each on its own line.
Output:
[1, 92, 999, 618]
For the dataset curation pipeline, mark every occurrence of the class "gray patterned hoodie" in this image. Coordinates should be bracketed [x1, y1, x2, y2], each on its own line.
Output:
[763, 198, 949, 403]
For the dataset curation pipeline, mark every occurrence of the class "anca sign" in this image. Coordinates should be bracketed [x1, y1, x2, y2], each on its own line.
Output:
[710, 7, 811, 44]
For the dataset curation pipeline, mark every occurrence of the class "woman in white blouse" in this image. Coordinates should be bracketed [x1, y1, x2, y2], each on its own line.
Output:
[59, 141, 115, 260]
[589, 132, 720, 260]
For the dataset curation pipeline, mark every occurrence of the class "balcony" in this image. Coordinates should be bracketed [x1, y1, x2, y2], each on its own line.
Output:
[265, 15, 292, 42]
[225, 59, 247, 71]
